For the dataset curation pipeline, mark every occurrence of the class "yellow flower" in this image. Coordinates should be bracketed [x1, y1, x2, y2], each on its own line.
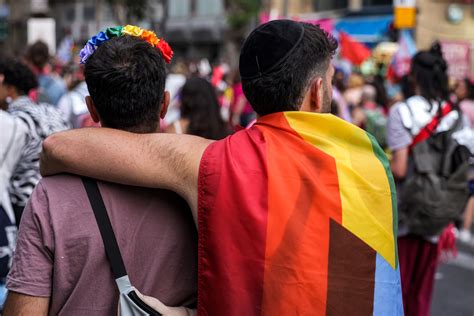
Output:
[122, 25, 144, 37]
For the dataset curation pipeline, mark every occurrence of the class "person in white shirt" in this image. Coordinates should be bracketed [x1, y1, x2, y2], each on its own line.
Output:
[0, 110, 28, 308]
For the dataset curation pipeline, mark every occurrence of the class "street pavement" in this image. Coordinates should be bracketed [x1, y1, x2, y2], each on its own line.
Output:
[432, 238, 474, 316]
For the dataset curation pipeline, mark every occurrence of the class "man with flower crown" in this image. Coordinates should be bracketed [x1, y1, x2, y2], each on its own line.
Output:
[3, 26, 197, 315]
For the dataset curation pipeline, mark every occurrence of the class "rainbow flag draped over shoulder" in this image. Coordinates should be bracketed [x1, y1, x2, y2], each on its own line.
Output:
[198, 112, 403, 315]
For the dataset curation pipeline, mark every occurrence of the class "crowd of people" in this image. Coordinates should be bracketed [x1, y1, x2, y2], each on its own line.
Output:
[0, 20, 472, 316]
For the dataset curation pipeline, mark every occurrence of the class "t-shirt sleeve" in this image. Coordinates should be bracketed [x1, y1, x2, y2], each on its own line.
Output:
[386, 105, 413, 151]
[0, 118, 27, 202]
[6, 182, 54, 297]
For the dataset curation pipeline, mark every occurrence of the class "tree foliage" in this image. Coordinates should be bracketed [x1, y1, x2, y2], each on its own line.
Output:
[225, 0, 261, 32]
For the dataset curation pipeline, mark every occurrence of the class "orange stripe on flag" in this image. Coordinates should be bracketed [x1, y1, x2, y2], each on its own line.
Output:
[257, 114, 343, 315]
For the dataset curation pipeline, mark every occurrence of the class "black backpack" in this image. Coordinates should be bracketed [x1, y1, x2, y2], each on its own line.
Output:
[399, 110, 471, 236]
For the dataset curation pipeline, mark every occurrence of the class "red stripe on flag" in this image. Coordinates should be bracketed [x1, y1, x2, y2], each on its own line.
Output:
[198, 129, 269, 315]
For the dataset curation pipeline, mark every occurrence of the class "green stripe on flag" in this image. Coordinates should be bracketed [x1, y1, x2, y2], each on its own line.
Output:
[366, 132, 399, 267]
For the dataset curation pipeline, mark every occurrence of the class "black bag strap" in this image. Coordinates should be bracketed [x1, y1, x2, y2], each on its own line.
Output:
[82, 177, 127, 279]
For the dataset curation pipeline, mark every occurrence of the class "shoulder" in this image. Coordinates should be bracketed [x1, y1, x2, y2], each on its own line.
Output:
[0, 111, 19, 136]
[388, 101, 405, 118]
[100, 182, 190, 214]
[57, 93, 72, 109]
[200, 128, 264, 167]
[386, 102, 413, 151]
[38, 103, 70, 129]
[0, 114, 28, 150]
[0, 110, 13, 123]
[389, 96, 431, 129]
[38, 174, 84, 197]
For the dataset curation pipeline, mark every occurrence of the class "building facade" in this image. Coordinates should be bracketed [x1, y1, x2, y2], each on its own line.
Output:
[165, 0, 227, 61]
[0, 0, 227, 62]
[265, 0, 473, 78]
[415, 0, 473, 78]
[264, 0, 394, 46]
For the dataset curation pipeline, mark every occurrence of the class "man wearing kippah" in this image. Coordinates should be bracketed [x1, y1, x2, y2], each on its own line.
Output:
[42, 20, 403, 315]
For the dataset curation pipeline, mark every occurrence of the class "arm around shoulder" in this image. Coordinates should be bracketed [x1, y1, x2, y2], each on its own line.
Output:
[41, 128, 212, 218]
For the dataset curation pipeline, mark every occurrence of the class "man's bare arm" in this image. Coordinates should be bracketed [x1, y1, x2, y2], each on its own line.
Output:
[41, 128, 212, 219]
[3, 292, 49, 316]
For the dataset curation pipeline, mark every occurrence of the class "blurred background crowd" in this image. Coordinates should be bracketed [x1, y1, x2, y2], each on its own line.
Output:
[0, 0, 473, 314]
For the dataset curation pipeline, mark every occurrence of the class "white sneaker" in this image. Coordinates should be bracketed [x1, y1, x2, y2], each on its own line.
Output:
[458, 229, 472, 243]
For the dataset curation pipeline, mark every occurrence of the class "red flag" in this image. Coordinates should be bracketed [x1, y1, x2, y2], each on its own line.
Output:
[339, 32, 371, 65]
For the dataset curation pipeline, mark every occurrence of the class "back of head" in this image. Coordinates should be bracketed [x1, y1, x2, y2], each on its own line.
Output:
[463, 78, 474, 100]
[84, 36, 166, 133]
[348, 74, 364, 89]
[26, 41, 50, 70]
[180, 76, 229, 140]
[239, 20, 337, 116]
[1, 59, 38, 95]
[410, 45, 449, 103]
[371, 75, 389, 108]
[400, 74, 415, 100]
[361, 85, 376, 103]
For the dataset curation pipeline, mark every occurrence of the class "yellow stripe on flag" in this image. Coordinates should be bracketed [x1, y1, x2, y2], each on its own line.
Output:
[284, 112, 396, 268]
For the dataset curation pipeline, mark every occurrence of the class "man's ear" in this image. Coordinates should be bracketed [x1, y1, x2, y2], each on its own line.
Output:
[310, 77, 324, 113]
[85, 96, 101, 123]
[160, 91, 170, 119]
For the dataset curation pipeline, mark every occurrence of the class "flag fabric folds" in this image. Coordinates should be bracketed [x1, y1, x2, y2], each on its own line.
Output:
[387, 29, 417, 80]
[198, 111, 403, 315]
[339, 32, 372, 66]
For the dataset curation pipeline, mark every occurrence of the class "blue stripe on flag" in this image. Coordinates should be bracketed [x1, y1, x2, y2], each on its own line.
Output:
[373, 253, 404, 315]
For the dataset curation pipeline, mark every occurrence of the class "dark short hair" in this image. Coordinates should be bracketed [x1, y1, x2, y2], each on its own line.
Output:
[0, 59, 38, 95]
[26, 41, 50, 70]
[242, 23, 337, 116]
[180, 76, 230, 140]
[462, 78, 474, 100]
[411, 44, 449, 104]
[84, 36, 166, 133]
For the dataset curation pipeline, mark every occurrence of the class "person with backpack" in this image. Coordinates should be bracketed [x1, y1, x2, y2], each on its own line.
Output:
[387, 46, 471, 316]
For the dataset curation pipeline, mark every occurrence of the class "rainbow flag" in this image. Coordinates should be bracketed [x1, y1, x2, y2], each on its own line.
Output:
[198, 112, 403, 315]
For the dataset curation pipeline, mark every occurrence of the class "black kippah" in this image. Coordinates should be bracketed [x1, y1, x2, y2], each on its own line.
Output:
[239, 20, 305, 80]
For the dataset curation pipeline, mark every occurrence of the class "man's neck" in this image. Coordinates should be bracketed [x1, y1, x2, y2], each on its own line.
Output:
[100, 123, 160, 134]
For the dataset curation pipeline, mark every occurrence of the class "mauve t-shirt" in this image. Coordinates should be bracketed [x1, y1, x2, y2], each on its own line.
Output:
[7, 174, 197, 315]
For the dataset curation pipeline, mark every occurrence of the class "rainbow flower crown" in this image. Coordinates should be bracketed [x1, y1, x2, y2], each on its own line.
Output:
[79, 25, 173, 64]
